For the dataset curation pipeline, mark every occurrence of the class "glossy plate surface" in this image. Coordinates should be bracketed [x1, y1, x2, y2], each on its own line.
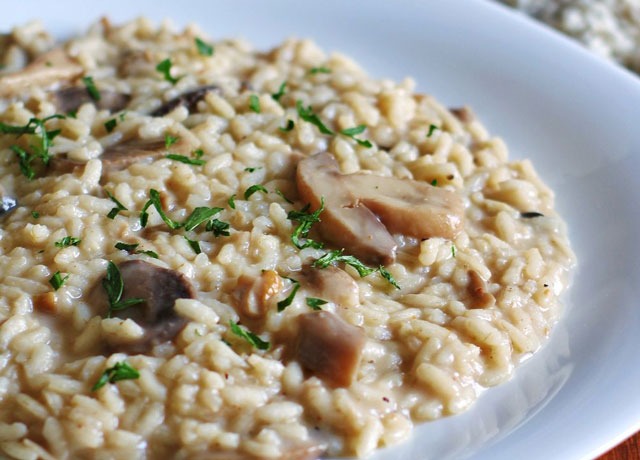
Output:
[3, 1, 640, 459]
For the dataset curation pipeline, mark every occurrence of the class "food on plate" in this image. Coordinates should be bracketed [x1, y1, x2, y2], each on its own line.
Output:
[0, 17, 575, 459]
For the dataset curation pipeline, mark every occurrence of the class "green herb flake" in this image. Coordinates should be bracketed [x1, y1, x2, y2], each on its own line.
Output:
[427, 124, 439, 138]
[227, 194, 236, 209]
[248, 94, 261, 113]
[115, 242, 139, 252]
[195, 37, 214, 57]
[82, 76, 101, 101]
[104, 118, 117, 133]
[49, 271, 69, 290]
[165, 134, 179, 148]
[451, 245, 457, 258]
[7, 116, 64, 180]
[183, 207, 223, 231]
[340, 124, 373, 148]
[229, 320, 270, 350]
[54, 236, 81, 248]
[244, 166, 262, 173]
[271, 81, 287, 103]
[296, 100, 334, 135]
[206, 218, 230, 237]
[31, 211, 40, 219]
[184, 235, 202, 254]
[275, 189, 293, 204]
[166, 154, 205, 166]
[431, 179, 438, 186]
[287, 198, 324, 249]
[106, 191, 128, 219]
[244, 184, 268, 200]
[91, 360, 140, 392]
[378, 266, 401, 290]
[192, 148, 204, 159]
[156, 58, 180, 85]
[140, 189, 182, 230]
[309, 66, 331, 74]
[279, 119, 295, 132]
[66, 109, 78, 119]
[312, 249, 400, 289]
[306, 297, 328, 310]
[118, 111, 127, 122]
[102, 261, 144, 317]
[277, 278, 301, 312]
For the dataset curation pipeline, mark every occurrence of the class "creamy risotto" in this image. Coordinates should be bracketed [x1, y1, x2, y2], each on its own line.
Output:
[0, 18, 575, 460]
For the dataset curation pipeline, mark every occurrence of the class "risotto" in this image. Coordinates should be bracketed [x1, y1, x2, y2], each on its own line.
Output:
[0, 18, 575, 460]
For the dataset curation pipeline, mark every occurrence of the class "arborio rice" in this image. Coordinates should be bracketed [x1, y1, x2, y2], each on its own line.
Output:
[0, 18, 575, 460]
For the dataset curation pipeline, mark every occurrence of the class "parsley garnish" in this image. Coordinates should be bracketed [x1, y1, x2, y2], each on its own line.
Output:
[195, 37, 214, 57]
[227, 194, 236, 209]
[244, 166, 262, 172]
[140, 189, 182, 229]
[102, 261, 144, 317]
[55, 236, 81, 248]
[309, 66, 331, 74]
[306, 297, 327, 310]
[271, 81, 287, 102]
[82, 76, 101, 101]
[520, 211, 544, 218]
[31, 211, 40, 218]
[192, 148, 204, 159]
[451, 245, 457, 258]
[244, 184, 268, 200]
[296, 100, 334, 135]
[431, 179, 438, 186]
[114, 242, 159, 259]
[312, 249, 400, 289]
[106, 191, 127, 219]
[279, 119, 295, 132]
[229, 320, 270, 350]
[206, 218, 230, 237]
[49, 271, 69, 290]
[183, 206, 224, 231]
[249, 94, 261, 113]
[91, 361, 140, 392]
[427, 124, 439, 138]
[166, 154, 205, 165]
[156, 58, 180, 85]
[104, 119, 117, 133]
[275, 189, 293, 204]
[184, 235, 201, 254]
[340, 125, 372, 148]
[165, 134, 179, 148]
[118, 111, 127, 122]
[287, 198, 324, 249]
[277, 278, 301, 312]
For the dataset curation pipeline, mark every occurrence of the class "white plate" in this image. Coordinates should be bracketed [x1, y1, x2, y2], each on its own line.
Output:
[3, 1, 640, 459]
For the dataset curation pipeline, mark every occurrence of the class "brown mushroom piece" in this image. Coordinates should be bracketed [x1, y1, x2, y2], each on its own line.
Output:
[296, 152, 464, 265]
[294, 311, 366, 387]
[151, 85, 220, 117]
[53, 86, 131, 114]
[299, 265, 359, 309]
[0, 186, 17, 217]
[467, 269, 496, 309]
[0, 48, 83, 97]
[234, 270, 283, 319]
[103, 260, 195, 354]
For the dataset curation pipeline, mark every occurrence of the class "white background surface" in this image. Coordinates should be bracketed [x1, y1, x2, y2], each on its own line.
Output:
[3, 1, 640, 459]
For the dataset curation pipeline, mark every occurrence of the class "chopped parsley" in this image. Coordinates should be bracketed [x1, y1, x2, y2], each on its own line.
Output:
[165, 134, 179, 148]
[287, 198, 324, 249]
[91, 361, 140, 392]
[271, 81, 287, 102]
[227, 194, 236, 209]
[249, 94, 261, 113]
[82, 76, 101, 101]
[114, 242, 159, 259]
[140, 189, 182, 229]
[206, 218, 230, 237]
[118, 111, 127, 122]
[183, 207, 224, 231]
[340, 125, 372, 148]
[520, 211, 545, 218]
[279, 119, 295, 132]
[192, 148, 204, 159]
[312, 249, 400, 289]
[277, 278, 301, 312]
[54, 236, 81, 248]
[49, 271, 69, 290]
[31, 211, 40, 219]
[306, 297, 327, 310]
[309, 66, 331, 74]
[451, 245, 457, 258]
[244, 184, 268, 200]
[156, 58, 180, 85]
[275, 189, 293, 204]
[104, 118, 117, 133]
[184, 235, 202, 254]
[195, 37, 214, 57]
[296, 100, 334, 135]
[106, 191, 127, 219]
[229, 320, 270, 350]
[431, 179, 438, 186]
[427, 124, 439, 137]
[166, 153, 205, 165]
[244, 166, 262, 173]
[102, 261, 144, 317]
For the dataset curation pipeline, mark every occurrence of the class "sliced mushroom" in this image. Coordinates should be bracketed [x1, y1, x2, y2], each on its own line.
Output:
[300, 265, 359, 308]
[150, 85, 220, 117]
[0, 186, 17, 216]
[294, 311, 366, 387]
[450, 106, 474, 123]
[296, 152, 464, 265]
[53, 86, 130, 114]
[234, 270, 283, 318]
[100, 260, 195, 354]
[467, 269, 495, 309]
[0, 48, 83, 97]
